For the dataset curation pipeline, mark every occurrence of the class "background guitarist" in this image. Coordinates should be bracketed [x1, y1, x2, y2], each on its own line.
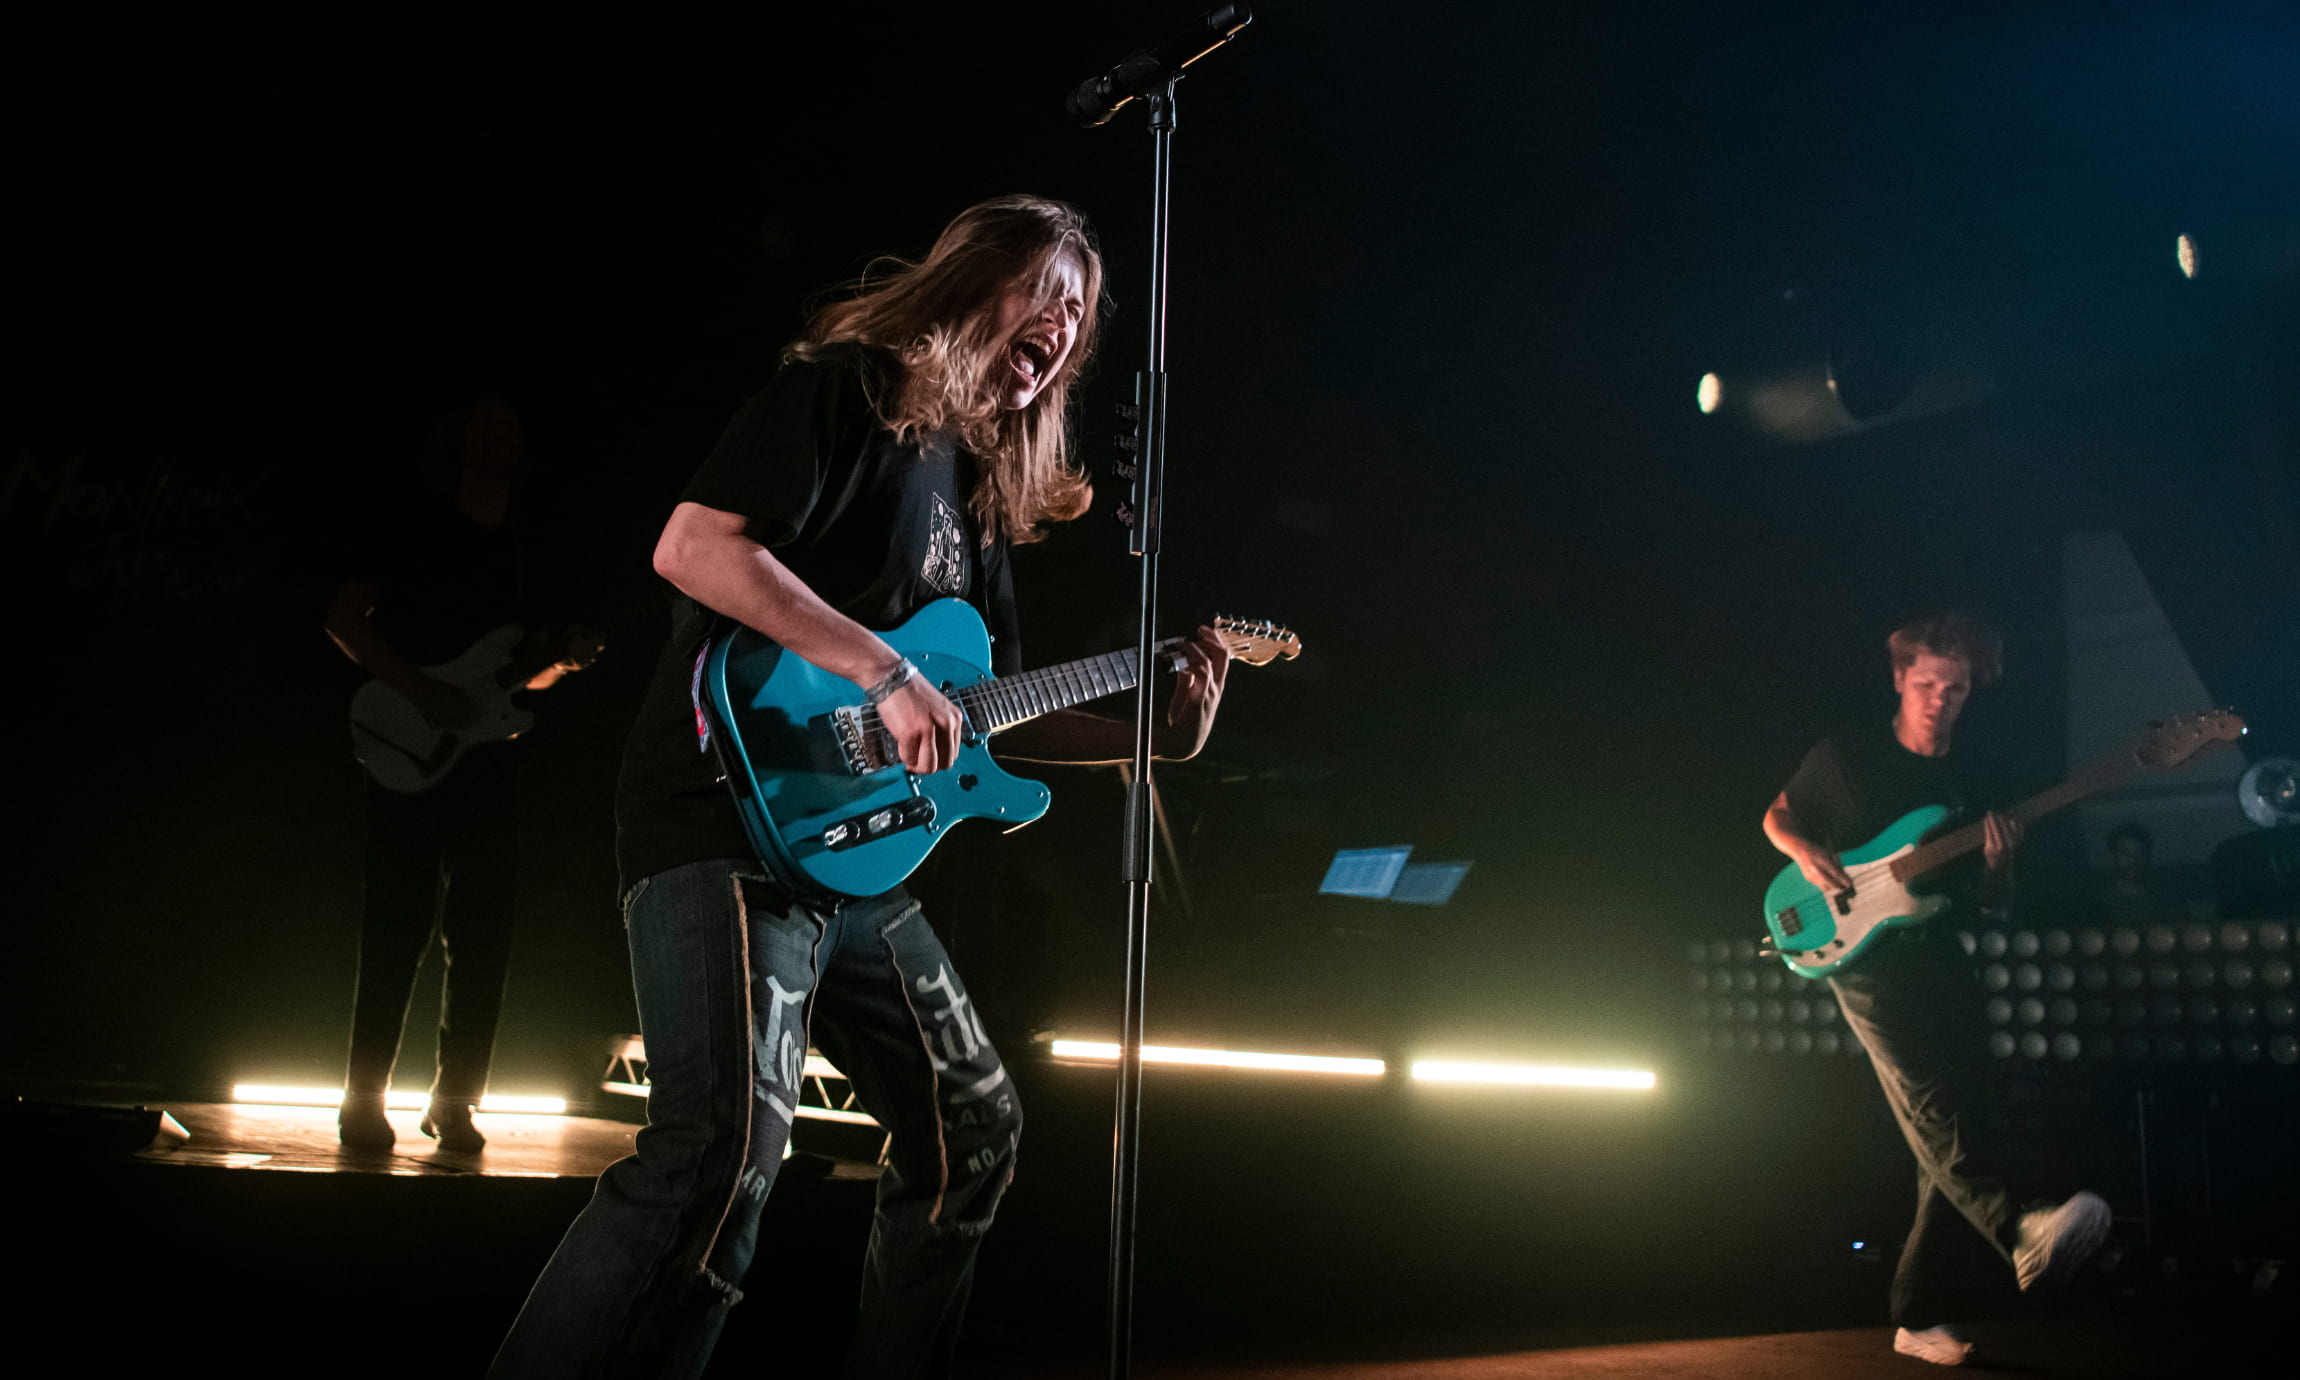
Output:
[323, 392, 600, 1153]
[490, 196, 1229, 1378]
[1761, 613, 2109, 1368]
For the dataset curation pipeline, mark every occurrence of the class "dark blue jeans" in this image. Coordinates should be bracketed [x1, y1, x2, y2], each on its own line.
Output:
[1831, 926, 2018, 1329]
[490, 859, 1022, 1379]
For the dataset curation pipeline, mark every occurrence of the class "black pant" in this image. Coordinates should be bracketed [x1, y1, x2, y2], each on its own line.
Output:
[344, 746, 518, 1104]
[1831, 926, 2019, 1328]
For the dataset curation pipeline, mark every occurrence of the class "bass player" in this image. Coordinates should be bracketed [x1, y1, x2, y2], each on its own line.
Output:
[1761, 612, 2110, 1367]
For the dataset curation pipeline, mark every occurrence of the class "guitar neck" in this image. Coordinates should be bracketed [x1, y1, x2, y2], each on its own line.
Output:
[1891, 757, 2131, 881]
[957, 640, 1183, 733]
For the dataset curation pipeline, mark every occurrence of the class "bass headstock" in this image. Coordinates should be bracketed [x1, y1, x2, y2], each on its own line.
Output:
[2134, 709, 2248, 770]
[1211, 614, 1302, 667]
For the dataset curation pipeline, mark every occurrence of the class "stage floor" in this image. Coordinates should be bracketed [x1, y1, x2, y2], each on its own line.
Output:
[986, 1316, 2289, 1378]
[132, 1098, 882, 1180]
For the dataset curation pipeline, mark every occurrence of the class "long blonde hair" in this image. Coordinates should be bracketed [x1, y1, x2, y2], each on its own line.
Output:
[791, 195, 1105, 545]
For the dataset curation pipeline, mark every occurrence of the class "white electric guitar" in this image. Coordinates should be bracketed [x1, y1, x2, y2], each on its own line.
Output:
[347, 595, 658, 792]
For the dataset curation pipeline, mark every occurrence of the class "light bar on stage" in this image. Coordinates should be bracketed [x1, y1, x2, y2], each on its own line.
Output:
[231, 1085, 569, 1114]
[1050, 1041, 1386, 1076]
[1409, 1061, 1656, 1090]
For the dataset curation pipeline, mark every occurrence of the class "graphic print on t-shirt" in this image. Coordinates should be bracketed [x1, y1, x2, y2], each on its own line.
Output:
[921, 493, 968, 596]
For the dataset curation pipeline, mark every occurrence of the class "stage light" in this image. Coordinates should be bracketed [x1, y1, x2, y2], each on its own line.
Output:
[1980, 932, 2009, 958]
[2228, 997, 2259, 1027]
[2052, 1033, 2081, 1061]
[1409, 1061, 1657, 1090]
[2048, 963, 2076, 992]
[2149, 961, 2179, 991]
[1988, 1032, 2017, 1059]
[1050, 1042, 1386, 1076]
[1788, 1031, 1813, 1055]
[2111, 928, 2142, 957]
[2219, 923, 2252, 953]
[2194, 1035, 2224, 1063]
[2186, 959, 2217, 989]
[2231, 1034, 2262, 1064]
[1697, 373, 1723, 414]
[2272, 1035, 2299, 1066]
[2261, 958, 2293, 989]
[2177, 232, 2200, 279]
[2258, 922, 2291, 953]
[2147, 925, 2178, 954]
[2017, 998, 2046, 1026]
[2081, 962, 2110, 992]
[1983, 963, 2011, 991]
[2011, 930, 2040, 958]
[2118, 998, 2147, 1027]
[2225, 959, 2255, 989]
[2152, 997, 2184, 1027]
[2076, 929, 2106, 957]
[2190, 997, 2221, 1026]
[229, 1086, 566, 1114]
[2015, 964, 2043, 992]
[2049, 998, 2079, 1026]
[2044, 929, 2073, 957]
[2267, 995, 2296, 1026]
[2182, 927, 2214, 955]
[1986, 997, 2013, 1025]
[2116, 963, 2146, 991]
[1815, 1031, 1842, 1055]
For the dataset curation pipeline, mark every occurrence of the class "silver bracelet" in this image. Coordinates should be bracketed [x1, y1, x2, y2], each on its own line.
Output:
[863, 658, 918, 706]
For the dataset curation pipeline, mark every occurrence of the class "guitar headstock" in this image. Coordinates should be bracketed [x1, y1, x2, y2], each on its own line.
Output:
[2134, 709, 2247, 770]
[1211, 615, 1302, 667]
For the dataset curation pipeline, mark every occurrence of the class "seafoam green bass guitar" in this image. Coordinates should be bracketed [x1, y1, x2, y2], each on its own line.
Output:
[1761, 710, 2246, 978]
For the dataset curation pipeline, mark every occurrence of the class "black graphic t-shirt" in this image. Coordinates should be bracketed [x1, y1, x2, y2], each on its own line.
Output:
[615, 345, 1022, 893]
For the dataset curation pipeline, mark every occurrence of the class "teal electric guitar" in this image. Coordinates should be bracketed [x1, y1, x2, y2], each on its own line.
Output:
[1761, 710, 2246, 978]
[702, 599, 1300, 899]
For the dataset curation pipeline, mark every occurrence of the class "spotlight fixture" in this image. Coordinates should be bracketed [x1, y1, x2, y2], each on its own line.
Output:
[2177, 232, 2200, 280]
[1696, 372, 1723, 414]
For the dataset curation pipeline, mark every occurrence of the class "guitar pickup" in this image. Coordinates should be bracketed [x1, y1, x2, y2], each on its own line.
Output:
[1776, 909, 1804, 937]
[820, 796, 937, 852]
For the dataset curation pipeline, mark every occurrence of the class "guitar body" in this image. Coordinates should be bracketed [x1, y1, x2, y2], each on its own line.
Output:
[349, 624, 535, 793]
[1762, 805, 1954, 979]
[703, 599, 1051, 900]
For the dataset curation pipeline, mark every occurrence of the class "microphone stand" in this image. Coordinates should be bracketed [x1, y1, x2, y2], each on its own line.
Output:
[1110, 74, 1177, 1380]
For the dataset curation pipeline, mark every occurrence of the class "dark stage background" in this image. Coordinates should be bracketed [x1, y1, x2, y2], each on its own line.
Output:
[7, 1, 2300, 1359]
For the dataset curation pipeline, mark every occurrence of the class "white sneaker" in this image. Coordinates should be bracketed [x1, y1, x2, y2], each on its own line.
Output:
[1893, 1325, 1975, 1366]
[2013, 1190, 2112, 1290]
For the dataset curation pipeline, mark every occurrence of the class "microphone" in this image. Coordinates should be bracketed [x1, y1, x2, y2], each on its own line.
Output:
[1065, 5, 1253, 127]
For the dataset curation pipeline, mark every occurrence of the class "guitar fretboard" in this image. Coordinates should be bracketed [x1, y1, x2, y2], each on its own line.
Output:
[950, 641, 1183, 733]
[1888, 757, 2131, 882]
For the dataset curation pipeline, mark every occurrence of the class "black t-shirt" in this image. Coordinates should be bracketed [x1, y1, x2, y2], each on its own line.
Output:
[1782, 715, 1986, 915]
[341, 484, 528, 666]
[614, 345, 1023, 893]
[1782, 716, 1967, 854]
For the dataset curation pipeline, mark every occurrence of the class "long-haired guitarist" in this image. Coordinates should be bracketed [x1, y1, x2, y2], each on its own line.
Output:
[490, 196, 1229, 1378]
[1761, 613, 2109, 1367]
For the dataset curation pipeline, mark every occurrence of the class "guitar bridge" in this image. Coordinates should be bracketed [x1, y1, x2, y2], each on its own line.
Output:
[832, 706, 896, 774]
